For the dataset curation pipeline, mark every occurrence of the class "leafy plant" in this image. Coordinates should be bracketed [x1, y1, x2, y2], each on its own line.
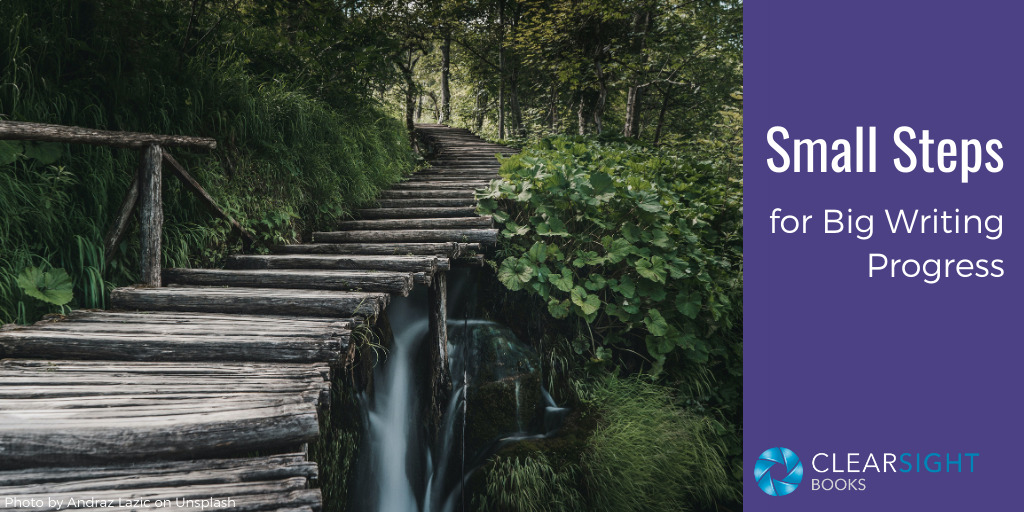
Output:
[479, 136, 742, 373]
[16, 266, 73, 306]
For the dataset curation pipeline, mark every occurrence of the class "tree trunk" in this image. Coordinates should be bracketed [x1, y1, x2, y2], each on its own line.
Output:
[592, 58, 607, 134]
[623, 10, 652, 138]
[509, 65, 522, 136]
[548, 83, 557, 131]
[497, 0, 506, 139]
[654, 87, 671, 146]
[577, 93, 587, 135]
[623, 84, 645, 138]
[440, 31, 452, 124]
[475, 91, 486, 132]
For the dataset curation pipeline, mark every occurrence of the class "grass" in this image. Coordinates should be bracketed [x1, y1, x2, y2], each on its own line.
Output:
[473, 376, 738, 512]
[0, 1, 416, 324]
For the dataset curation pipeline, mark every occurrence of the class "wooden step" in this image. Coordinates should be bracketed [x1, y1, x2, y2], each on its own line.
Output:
[379, 189, 476, 199]
[164, 268, 415, 295]
[111, 286, 388, 318]
[376, 198, 476, 208]
[0, 311, 351, 363]
[335, 217, 492, 231]
[0, 453, 321, 511]
[394, 181, 491, 190]
[358, 206, 478, 218]
[273, 241, 473, 257]
[227, 253, 446, 273]
[0, 360, 327, 468]
[312, 228, 498, 245]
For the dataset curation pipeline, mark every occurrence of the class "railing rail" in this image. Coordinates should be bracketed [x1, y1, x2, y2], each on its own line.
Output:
[0, 120, 252, 287]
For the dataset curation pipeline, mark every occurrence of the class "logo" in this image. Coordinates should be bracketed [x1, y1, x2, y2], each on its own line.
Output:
[755, 447, 804, 496]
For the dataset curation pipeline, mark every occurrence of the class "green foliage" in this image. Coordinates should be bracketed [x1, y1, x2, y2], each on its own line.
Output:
[0, 0, 415, 324]
[582, 377, 738, 511]
[475, 377, 736, 512]
[475, 454, 585, 512]
[15, 267, 73, 307]
[480, 136, 742, 373]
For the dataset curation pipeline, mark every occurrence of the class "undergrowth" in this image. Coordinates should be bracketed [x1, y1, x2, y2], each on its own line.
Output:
[474, 377, 736, 512]
[0, 1, 415, 324]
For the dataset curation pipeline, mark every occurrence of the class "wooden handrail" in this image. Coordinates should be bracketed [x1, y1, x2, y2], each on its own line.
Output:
[0, 120, 216, 150]
[2, 121, 250, 287]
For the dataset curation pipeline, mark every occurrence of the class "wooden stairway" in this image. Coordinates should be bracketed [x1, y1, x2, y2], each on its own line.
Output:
[0, 124, 512, 510]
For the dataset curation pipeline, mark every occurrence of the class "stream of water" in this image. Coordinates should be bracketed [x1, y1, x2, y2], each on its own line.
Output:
[353, 270, 567, 512]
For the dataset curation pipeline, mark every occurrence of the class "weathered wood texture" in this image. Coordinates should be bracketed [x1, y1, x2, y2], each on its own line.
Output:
[102, 167, 140, 264]
[335, 217, 492, 231]
[0, 360, 327, 468]
[358, 206, 478, 218]
[228, 254, 444, 273]
[163, 152, 255, 244]
[312, 228, 498, 245]
[111, 286, 388, 318]
[164, 268, 414, 296]
[0, 311, 351, 363]
[0, 120, 217, 149]
[427, 271, 452, 438]
[375, 197, 477, 208]
[0, 454, 322, 511]
[273, 242, 474, 257]
[138, 144, 163, 287]
[379, 189, 477, 199]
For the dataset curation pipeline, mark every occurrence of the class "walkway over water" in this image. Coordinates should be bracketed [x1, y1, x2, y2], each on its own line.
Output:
[0, 125, 514, 511]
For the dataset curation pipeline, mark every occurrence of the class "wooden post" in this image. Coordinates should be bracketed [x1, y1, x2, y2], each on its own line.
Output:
[138, 144, 163, 287]
[428, 270, 452, 436]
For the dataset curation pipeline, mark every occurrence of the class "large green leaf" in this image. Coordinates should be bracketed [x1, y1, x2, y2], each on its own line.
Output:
[0, 140, 24, 165]
[16, 267, 74, 306]
[571, 286, 600, 315]
[497, 257, 533, 291]
[644, 309, 669, 336]
[23, 142, 64, 165]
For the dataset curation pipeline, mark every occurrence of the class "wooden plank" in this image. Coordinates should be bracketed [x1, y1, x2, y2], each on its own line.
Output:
[312, 228, 498, 245]
[163, 151, 255, 244]
[0, 331, 345, 363]
[0, 452, 312, 486]
[379, 189, 476, 199]
[55, 310, 354, 329]
[358, 206, 478, 218]
[102, 166, 139, 264]
[110, 286, 388, 318]
[427, 271, 451, 435]
[163, 268, 414, 295]
[376, 198, 477, 208]
[0, 120, 217, 149]
[138, 144, 163, 287]
[0, 404, 319, 468]
[335, 217, 492, 231]
[227, 254, 445, 273]
[273, 242, 467, 257]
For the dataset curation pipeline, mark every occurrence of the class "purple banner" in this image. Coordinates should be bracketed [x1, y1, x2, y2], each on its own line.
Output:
[745, 1, 1020, 509]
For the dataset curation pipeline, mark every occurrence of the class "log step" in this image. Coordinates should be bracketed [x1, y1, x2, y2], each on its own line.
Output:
[394, 181, 491, 190]
[312, 228, 498, 245]
[358, 206, 478, 218]
[379, 189, 476, 199]
[164, 268, 415, 296]
[227, 254, 446, 273]
[274, 242, 477, 257]
[376, 198, 477, 208]
[0, 311, 351, 363]
[0, 360, 327, 468]
[111, 286, 388, 318]
[0, 453, 321, 511]
[335, 217, 492, 231]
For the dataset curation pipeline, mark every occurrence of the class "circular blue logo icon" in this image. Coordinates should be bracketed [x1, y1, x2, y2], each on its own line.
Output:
[755, 447, 803, 496]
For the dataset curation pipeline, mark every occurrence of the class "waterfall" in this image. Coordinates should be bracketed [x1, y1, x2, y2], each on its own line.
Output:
[353, 269, 567, 512]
